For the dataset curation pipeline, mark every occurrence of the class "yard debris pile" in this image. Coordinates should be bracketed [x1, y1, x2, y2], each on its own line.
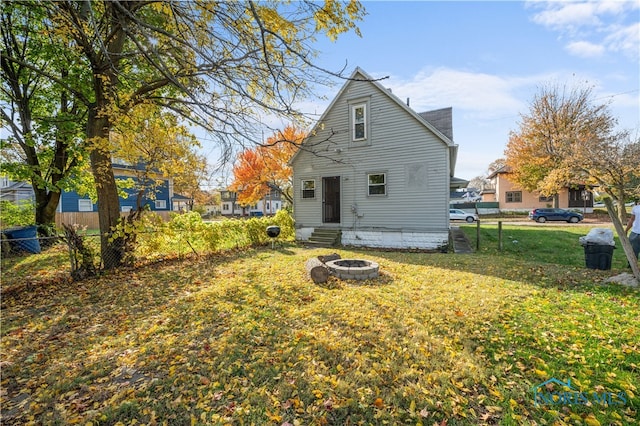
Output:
[604, 273, 639, 288]
[579, 228, 615, 246]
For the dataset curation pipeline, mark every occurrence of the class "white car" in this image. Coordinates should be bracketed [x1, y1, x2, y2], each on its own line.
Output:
[449, 208, 478, 223]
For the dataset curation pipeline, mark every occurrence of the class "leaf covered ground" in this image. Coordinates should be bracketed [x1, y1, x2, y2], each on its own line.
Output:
[1, 243, 638, 425]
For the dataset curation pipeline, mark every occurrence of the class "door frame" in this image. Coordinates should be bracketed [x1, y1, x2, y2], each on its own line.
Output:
[322, 176, 341, 224]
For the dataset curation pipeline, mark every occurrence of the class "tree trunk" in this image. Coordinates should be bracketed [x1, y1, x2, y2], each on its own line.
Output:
[87, 109, 123, 269]
[604, 198, 640, 281]
[33, 186, 61, 234]
[305, 257, 330, 284]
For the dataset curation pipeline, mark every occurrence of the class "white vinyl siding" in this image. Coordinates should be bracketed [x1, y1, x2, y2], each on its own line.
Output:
[291, 71, 451, 233]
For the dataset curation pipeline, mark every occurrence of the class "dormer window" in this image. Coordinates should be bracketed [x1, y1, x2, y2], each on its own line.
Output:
[352, 103, 367, 141]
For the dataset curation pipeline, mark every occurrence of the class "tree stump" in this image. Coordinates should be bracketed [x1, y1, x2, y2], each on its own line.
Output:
[305, 257, 330, 284]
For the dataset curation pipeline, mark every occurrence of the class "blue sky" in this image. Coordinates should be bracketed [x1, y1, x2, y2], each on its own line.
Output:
[301, 0, 640, 181]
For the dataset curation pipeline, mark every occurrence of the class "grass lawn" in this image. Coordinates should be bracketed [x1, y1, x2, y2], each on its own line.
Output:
[1, 224, 638, 425]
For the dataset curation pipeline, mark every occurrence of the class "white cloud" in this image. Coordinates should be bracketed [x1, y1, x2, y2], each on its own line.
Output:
[566, 40, 606, 57]
[385, 67, 539, 119]
[527, 1, 640, 59]
[530, 1, 601, 30]
[604, 21, 640, 58]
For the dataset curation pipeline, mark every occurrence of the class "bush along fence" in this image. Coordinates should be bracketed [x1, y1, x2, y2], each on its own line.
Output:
[1, 210, 295, 281]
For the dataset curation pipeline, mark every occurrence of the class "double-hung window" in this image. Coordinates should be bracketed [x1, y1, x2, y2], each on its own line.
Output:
[352, 103, 367, 141]
[368, 173, 386, 196]
[302, 180, 315, 199]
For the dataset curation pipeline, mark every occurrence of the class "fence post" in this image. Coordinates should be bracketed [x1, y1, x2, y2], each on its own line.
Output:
[498, 221, 503, 251]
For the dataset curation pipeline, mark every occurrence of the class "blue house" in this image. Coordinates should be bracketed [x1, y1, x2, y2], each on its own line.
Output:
[56, 163, 174, 227]
[58, 163, 173, 214]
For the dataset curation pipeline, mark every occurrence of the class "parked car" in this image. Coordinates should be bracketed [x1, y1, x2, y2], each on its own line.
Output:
[528, 208, 583, 223]
[449, 209, 478, 223]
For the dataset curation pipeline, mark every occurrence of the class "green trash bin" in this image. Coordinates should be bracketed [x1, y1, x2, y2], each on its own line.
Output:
[583, 243, 614, 270]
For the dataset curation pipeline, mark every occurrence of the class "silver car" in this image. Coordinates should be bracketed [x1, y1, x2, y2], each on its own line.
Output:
[449, 208, 478, 223]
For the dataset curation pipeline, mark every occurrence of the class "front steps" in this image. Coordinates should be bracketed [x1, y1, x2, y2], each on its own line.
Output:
[307, 228, 341, 248]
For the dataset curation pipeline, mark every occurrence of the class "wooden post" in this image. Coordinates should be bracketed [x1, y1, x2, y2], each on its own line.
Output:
[476, 219, 481, 251]
[498, 221, 503, 251]
[604, 198, 640, 280]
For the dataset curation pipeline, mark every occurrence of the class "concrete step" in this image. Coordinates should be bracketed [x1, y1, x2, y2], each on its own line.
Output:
[308, 228, 341, 247]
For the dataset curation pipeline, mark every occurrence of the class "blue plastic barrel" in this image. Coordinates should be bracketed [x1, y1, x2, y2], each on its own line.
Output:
[3, 225, 41, 254]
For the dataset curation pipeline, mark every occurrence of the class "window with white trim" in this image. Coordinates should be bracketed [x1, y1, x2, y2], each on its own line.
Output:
[368, 173, 386, 196]
[155, 199, 167, 209]
[121, 206, 132, 213]
[352, 103, 367, 141]
[302, 180, 315, 199]
[78, 199, 93, 212]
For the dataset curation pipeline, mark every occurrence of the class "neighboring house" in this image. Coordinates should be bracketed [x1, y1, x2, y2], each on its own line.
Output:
[56, 163, 174, 227]
[172, 194, 193, 212]
[481, 166, 593, 212]
[450, 188, 482, 204]
[220, 189, 283, 217]
[0, 175, 35, 204]
[290, 67, 462, 250]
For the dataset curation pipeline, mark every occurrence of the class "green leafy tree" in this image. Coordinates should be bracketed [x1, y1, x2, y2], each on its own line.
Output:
[0, 2, 88, 232]
[2, 0, 365, 268]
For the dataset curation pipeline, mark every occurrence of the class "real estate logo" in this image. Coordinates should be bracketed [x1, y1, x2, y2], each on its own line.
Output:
[533, 378, 628, 407]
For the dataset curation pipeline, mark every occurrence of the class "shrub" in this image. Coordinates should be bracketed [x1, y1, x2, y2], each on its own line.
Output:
[0, 200, 35, 228]
[131, 210, 297, 260]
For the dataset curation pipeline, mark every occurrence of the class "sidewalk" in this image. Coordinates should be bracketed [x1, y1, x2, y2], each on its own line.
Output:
[450, 227, 473, 254]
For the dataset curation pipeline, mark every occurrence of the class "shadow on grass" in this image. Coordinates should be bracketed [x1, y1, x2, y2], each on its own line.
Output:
[342, 225, 637, 297]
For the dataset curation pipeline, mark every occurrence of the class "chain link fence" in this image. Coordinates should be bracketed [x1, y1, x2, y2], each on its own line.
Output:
[1, 211, 295, 284]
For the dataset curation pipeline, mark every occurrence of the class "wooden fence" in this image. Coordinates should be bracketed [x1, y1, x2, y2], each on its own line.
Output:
[55, 211, 172, 230]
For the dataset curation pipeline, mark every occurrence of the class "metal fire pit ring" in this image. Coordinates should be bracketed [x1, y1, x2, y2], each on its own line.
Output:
[325, 259, 379, 280]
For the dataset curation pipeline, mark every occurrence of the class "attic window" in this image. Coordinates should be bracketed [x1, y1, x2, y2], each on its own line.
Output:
[352, 103, 367, 141]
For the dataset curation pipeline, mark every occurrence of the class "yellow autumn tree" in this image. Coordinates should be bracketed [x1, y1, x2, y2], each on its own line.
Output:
[111, 105, 207, 211]
[230, 125, 304, 206]
[505, 83, 617, 206]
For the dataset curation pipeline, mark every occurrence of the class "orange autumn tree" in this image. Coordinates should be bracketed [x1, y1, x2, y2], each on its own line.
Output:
[230, 125, 304, 208]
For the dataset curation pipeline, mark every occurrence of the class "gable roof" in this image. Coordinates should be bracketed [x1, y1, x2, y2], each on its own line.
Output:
[291, 67, 459, 175]
[486, 165, 511, 179]
[418, 107, 453, 141]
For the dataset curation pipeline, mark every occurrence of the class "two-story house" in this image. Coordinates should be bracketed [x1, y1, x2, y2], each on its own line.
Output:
[290, 67, 462, 250]
[220, 188, 283, 217]
[481, 166, 594, 212]
[56, 163, 175, 228]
